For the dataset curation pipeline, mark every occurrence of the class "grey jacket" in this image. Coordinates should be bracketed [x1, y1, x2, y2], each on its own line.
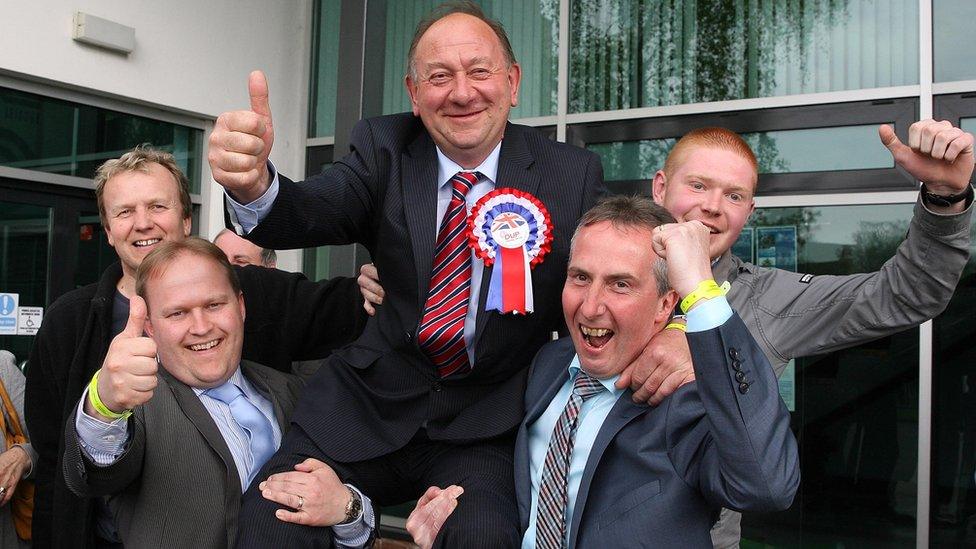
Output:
[61, 361, 303, 549]
[709, 193, 972, 548]
[717, 195, 972, 377]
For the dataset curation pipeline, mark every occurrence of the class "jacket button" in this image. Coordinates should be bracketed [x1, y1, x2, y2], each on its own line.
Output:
[735, 371, 746, 382]
[731, 359, 742, 371]
[405, 332, 413, 343]
[729, 348, 740, 360]
[432, 382, 442, 392]
[738, 382, 749, 394]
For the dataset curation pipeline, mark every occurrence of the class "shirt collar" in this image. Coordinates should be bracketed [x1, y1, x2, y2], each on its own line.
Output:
[435, 141, 502, 189]
[567, 354, 624, 397]
[193, 366, 245, 396]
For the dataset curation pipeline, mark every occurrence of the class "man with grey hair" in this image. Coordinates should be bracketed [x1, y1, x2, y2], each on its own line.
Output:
[215, 228, 277, 268]
[25, 146, 365, 548]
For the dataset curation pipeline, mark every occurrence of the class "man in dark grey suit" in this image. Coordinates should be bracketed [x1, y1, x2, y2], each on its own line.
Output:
[62, 239, 370, 549]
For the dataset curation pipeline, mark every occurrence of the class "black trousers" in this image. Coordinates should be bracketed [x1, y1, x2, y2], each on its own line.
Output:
[236, 424, 521, 548]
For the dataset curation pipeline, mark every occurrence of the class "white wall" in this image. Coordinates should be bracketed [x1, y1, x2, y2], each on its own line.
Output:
[0, 0, 313, 271]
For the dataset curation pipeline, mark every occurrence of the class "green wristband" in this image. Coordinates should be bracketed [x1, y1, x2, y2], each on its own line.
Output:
[87, 370, 132, 420]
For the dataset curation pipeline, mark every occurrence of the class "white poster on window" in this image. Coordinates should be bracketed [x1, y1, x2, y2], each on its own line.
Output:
[17, 307, 43, 336]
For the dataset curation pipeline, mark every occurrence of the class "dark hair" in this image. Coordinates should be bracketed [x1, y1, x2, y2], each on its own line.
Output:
[135, 237, 242, 304]
[407, 1, 517, 80]
[571, 196, 675, 294]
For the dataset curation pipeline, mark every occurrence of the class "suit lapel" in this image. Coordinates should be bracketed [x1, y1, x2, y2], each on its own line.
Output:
[474, 124, 541, 352]
[240, 361, 290, 432]
[402, 130, 440, 304]
[568, 392, 647, 548]
[160, 369, 242, 505]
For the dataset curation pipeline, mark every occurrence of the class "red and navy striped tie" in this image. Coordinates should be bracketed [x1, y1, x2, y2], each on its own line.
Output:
[418, 171, 477, 378]
[535, 371, 605, 549]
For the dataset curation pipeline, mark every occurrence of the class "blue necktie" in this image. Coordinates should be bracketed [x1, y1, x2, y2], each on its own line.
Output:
[206, 382, 276, 485]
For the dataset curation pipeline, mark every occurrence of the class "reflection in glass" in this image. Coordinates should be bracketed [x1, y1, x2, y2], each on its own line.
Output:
[309, 0, 341, 137]
[930, 215, 976, 546]
[569, 0, 919, 113]
[934, 0, 976, 83]
[739, 204, 918, 547]
[0, 87, 204, 192]
[588, 124, 892, 183]
[0, 201, 50, 365]
[961, 117, 976, 136]
[75, 213, 117, 290]
[381, 0, 559, 118]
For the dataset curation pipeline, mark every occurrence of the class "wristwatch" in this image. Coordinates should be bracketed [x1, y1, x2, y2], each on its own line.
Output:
[339, 485, 363, 525]
[920, 183, 972, 208]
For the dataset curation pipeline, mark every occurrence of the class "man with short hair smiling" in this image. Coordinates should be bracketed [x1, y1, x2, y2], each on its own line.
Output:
[408, 196, 800, 548]
[215, 228, 277, 268]
[61, 239, 369, 548]
[25, 147, 365, 548]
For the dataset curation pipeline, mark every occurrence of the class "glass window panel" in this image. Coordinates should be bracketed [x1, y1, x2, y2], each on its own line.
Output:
[589, 125, 892, 182]
[309, 0, 341, 137]
[739, 203, 919, 547]
[961, 117, 976, 136]
[0, 201, 50, 365]
[934, 0, 976, 83]
[0, 87, 204, 193]
[930, 214, 976, 546]
[569, 0, 919, 113]
[381, 0, 558, 118]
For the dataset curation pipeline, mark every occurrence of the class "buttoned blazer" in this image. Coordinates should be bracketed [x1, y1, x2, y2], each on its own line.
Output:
[240, 113, 604, 461]
[514, 314, 800, 548]
[62, 361, 303, 549]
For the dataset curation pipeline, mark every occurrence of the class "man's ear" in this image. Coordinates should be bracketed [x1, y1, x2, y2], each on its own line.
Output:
[405, 75, 421, 117]
[508, 63, 522, 107]
[237, 292, 246, 322]
[144, 316, 155, 338]
[656, 290, 679, 324]
[651, 170, 668, 205]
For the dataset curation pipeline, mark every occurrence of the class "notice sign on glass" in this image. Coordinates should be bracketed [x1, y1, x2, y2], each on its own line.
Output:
[756, 226, 798, 272]
[0, 293, 18, 336]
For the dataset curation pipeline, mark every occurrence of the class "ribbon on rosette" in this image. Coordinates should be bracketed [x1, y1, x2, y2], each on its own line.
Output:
[467, 188, 552, 314]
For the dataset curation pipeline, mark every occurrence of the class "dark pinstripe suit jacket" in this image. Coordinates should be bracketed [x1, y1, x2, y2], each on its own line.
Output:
[242, 113, 604, 461]
[62, 362, 303, 549]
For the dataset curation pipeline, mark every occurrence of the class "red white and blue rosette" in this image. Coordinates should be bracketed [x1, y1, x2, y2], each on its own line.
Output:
[467, 188, 552, 315]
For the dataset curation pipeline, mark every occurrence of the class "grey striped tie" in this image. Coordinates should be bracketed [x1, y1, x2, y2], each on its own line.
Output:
[535, 371, 606, 549]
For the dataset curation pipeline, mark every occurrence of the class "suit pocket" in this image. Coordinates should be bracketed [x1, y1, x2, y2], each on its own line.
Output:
[332, 344, 384, 370]
[598, 479, 662, 529]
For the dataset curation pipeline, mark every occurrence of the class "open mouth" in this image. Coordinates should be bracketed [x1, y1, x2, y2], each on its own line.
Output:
[580, 325, 614, 349]
[133, 238, 162, 248]
[187, 339, 221, 352]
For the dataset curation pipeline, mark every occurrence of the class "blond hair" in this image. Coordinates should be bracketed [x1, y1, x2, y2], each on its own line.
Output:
[94, 145, 192, 227]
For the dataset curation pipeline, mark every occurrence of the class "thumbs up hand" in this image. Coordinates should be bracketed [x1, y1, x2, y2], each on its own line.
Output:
[880, 121, 974, 196]
[209, 70, 276, 204]
[86, 296, 159, 420]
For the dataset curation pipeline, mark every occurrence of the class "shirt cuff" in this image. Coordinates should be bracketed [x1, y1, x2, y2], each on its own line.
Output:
[332, 484, 375, 548]
[224, 161, 280, 234]
[74, 391, 130, 466]
[686, 296, 733, 333]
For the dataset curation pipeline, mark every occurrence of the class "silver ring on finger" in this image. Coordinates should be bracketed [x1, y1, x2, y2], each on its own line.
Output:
[297, 494, 304, 511]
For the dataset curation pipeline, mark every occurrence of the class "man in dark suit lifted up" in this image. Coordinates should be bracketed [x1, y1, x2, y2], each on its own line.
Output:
[204, 1, 665, 545]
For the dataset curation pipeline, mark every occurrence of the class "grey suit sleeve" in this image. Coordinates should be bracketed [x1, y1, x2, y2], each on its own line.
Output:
[668, 313, 800, 512]
[750, 195, 972, 367]
[62, 404, 146, 497]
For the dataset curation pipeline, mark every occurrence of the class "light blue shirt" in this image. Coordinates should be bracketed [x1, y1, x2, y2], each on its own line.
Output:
[225, 143, 502, 367]
[75, 367, 371, 547]
[521, 296, 733, 547]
